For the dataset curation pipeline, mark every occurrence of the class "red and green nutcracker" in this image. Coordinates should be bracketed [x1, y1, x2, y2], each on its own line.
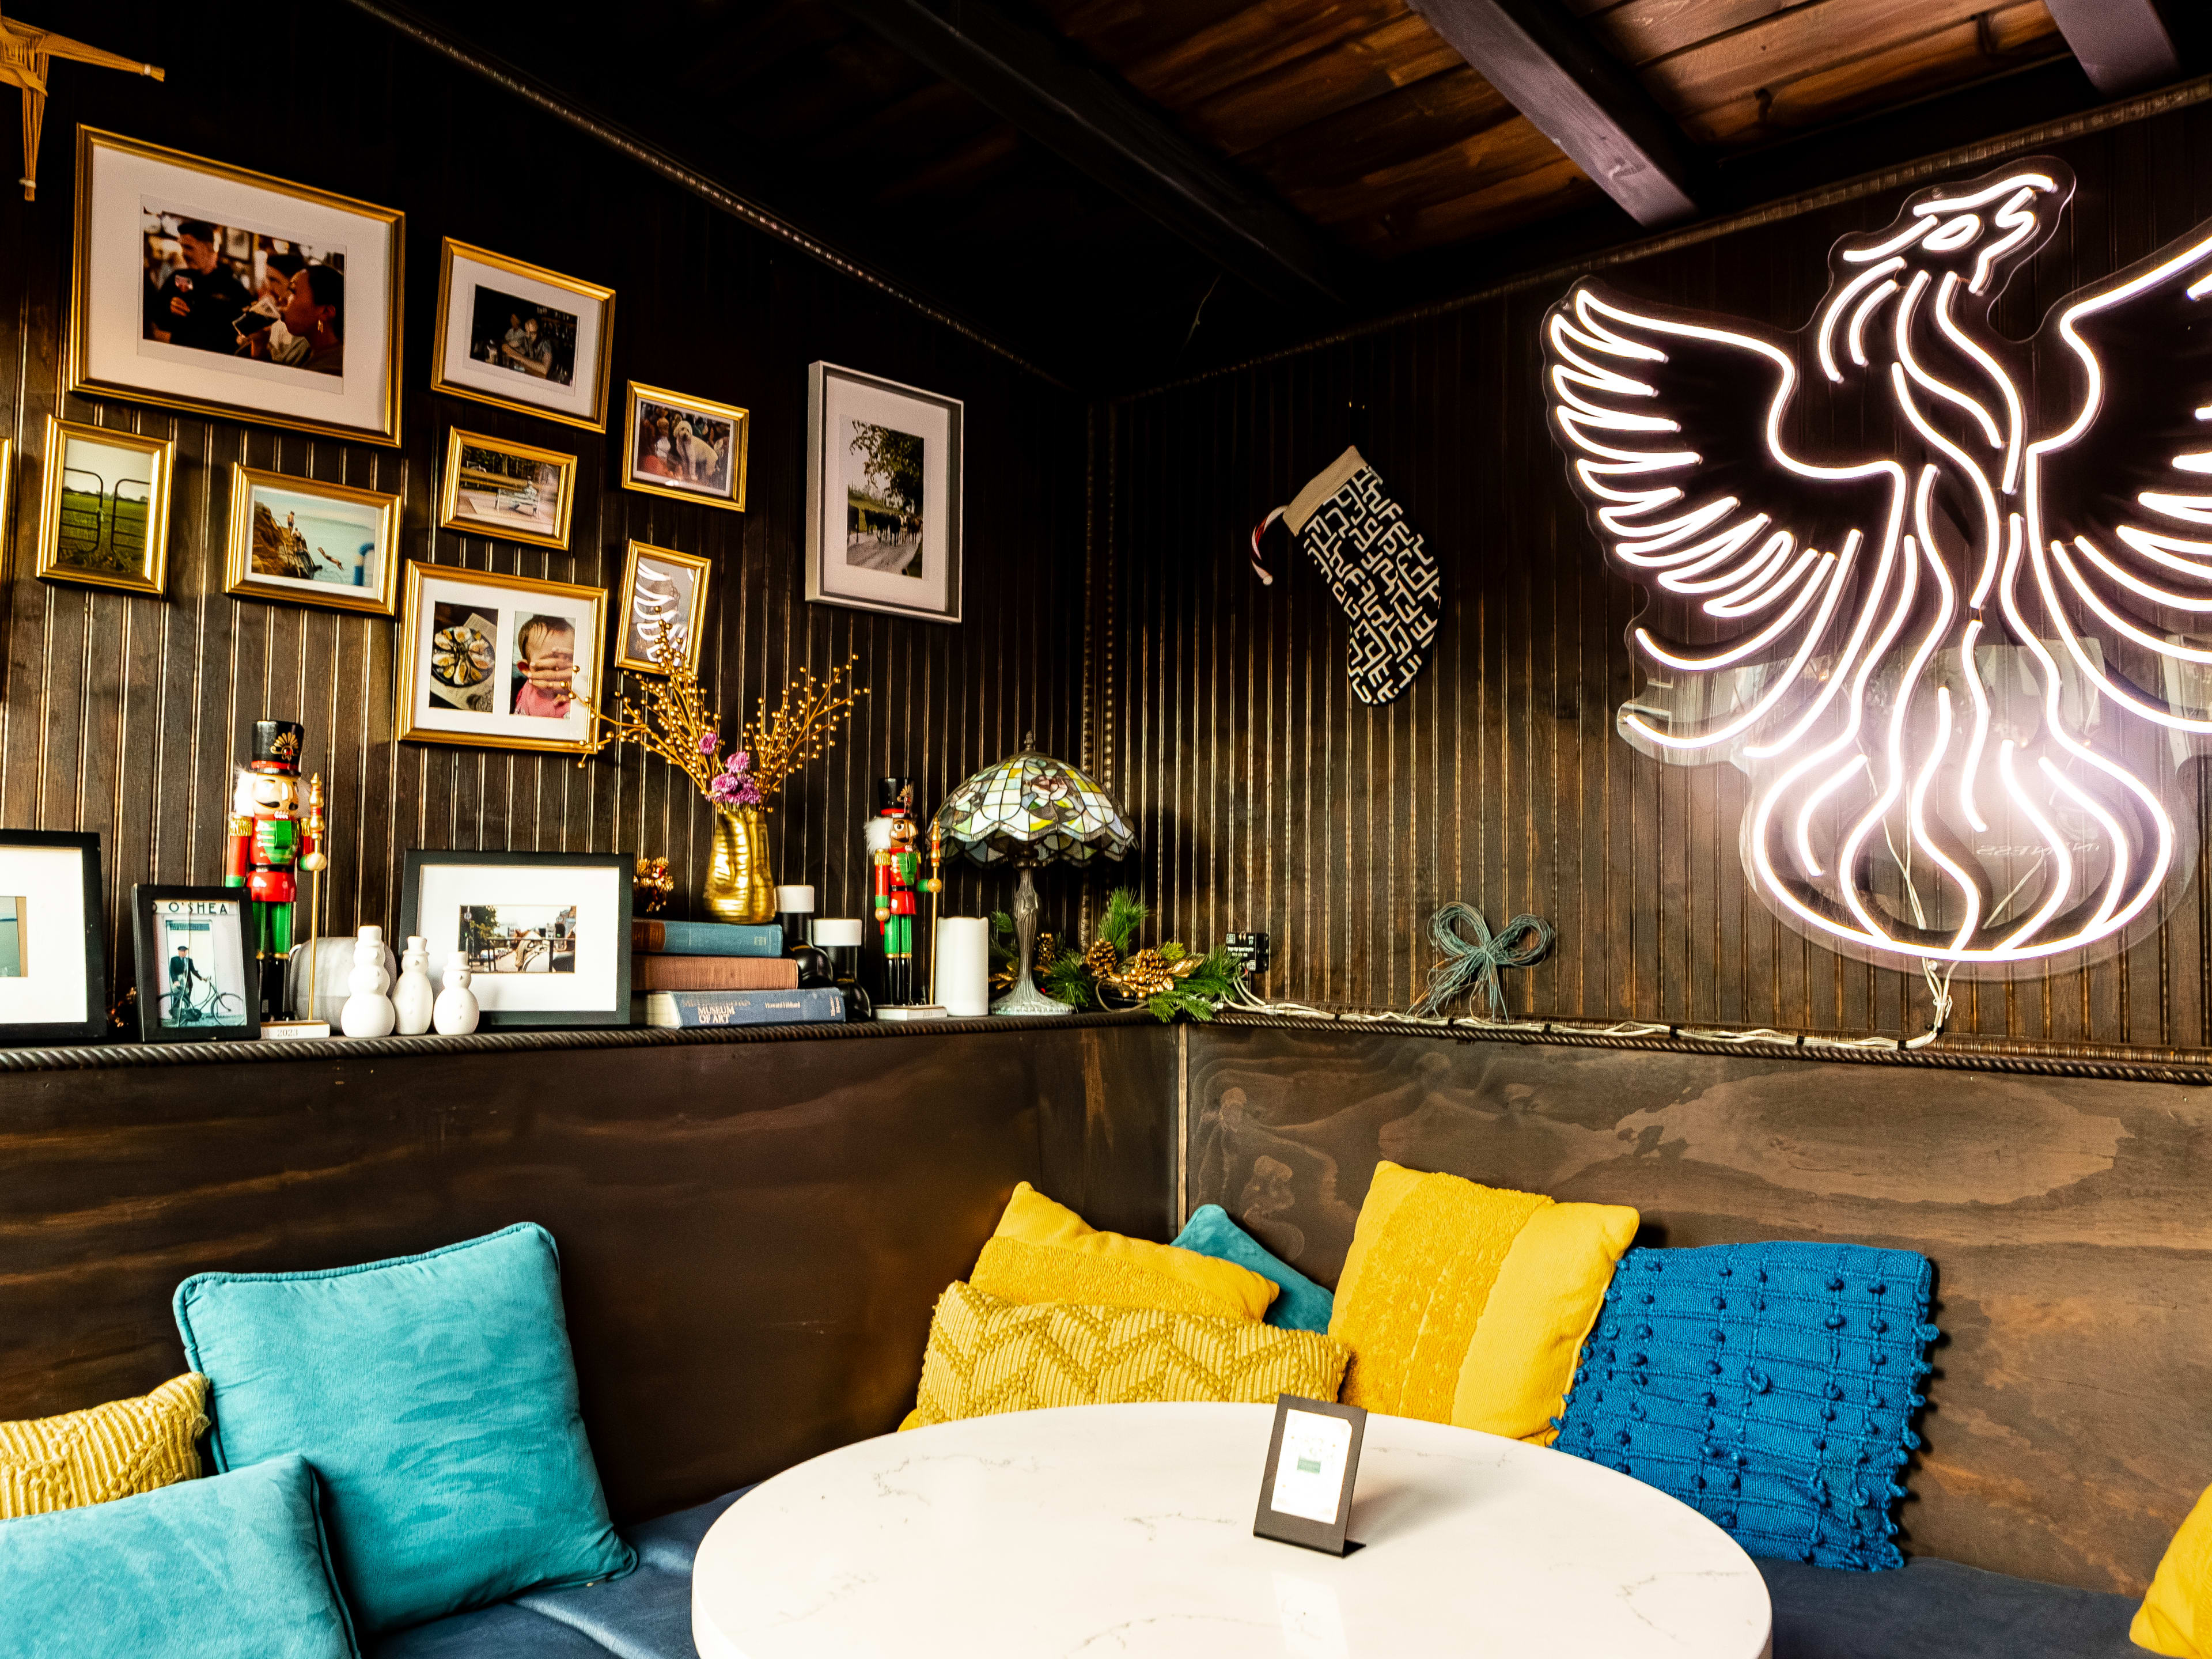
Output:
[869, 776, 921, 1007]
[224, 720, 324, 1016]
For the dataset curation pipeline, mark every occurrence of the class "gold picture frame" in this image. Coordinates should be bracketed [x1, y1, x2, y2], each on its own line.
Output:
[68, 127, 404, 446]
[437, 428, 577, 550]
[431, 240, 615, 432]
[36, 414, 174, 596]
[224, 463, 402, 616]
[396, 561, 607, 755]
[613, 540, 713, 675]
[621, 381, 749, 513]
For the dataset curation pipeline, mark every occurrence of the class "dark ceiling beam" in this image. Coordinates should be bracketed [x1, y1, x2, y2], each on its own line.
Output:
[2043, 0, 2183, 96]
[828, 0, 1344, 306]
[1403, 0, 1699, 228]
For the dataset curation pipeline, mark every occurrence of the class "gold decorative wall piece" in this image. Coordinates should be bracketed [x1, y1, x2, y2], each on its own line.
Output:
[0, 15, 162, 200]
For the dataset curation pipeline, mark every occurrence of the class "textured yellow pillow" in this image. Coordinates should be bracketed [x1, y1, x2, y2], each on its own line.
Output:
[1329, 1161, 1637, 1442]
[904, 1282, 1347, 1430]
[969, 1181, 1278, 1323]
[2136, 1483, 2212, 1656]
[0, 1372, 209, 1517]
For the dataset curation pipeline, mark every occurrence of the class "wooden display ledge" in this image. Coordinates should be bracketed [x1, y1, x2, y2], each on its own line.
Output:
[0, 1008, 1159, 1073]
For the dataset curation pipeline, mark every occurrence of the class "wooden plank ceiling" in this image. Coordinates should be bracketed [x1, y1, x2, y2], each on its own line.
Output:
[1032, 0, 2069, 259]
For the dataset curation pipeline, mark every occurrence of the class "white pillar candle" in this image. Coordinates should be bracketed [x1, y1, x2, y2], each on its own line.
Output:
[935, 916, 991, 1018]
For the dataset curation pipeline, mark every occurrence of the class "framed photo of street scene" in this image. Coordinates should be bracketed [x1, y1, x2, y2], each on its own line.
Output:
[224, 463, 401, 615]
[438, 429, 577, 550]
[622, 381, 748, 512]
[395, 562, 606, 755]
[130, 884, 260, 1044]
[431, 240, 614, 432]
[397, 850, 631, 1029]
[804, 361, 962, 625]
[69, 127, 404, 447]
[36, 415, 174, 596]
[0, 831, 106, 1047]
[614, 540, 711, 675]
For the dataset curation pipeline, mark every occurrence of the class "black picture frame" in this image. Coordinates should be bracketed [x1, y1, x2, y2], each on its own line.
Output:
[1253, 1393, 1368, 1556]
[130, 885, 261, 1044]
[0, 830, 107, 1047]
[398, 849, 632, 1029]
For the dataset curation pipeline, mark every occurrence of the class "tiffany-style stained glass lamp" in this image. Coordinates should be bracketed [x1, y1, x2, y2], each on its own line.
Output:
[935, 748, 1136, 1016]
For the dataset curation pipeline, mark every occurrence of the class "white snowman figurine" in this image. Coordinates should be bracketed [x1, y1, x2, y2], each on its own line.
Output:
[434, 950, 480, 1036]
[392, 934, 435, 1036]
[340, 925, 397, 1039]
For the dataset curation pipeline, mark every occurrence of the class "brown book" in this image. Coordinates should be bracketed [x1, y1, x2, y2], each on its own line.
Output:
[633, 954, 800, 991]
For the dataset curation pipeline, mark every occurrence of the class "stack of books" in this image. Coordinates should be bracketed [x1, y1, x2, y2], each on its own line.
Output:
[632, 919, 845, 1028]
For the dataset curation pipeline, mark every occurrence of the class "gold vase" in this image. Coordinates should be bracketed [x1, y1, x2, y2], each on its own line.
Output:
[704, 805, 777, 924]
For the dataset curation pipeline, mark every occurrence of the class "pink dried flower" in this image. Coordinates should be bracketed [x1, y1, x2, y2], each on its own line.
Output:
[698, 731, 719, 756]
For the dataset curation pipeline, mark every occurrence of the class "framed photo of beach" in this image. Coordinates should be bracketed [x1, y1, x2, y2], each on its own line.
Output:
[438, 429, 576, 550]
[68, 127, 403, 446]
[0, 830, 106, 1047]
[431, 240, 614, 432]
[224, 463, 401, 615]
[36, 415, 175, 596]
[804, 361, 962, 625]
[396, 562, 606, 754]
[397, 849, 631, 1029]
[622, 382, 748, 512]
[613, 540, 711, 675]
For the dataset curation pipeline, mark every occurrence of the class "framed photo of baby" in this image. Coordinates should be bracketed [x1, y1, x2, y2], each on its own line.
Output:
[623, 382, 748, 512]
[395, 562, 606, 754]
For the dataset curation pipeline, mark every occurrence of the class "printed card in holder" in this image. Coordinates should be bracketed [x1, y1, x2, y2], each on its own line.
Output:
[1254, 1394, 1367, 1556]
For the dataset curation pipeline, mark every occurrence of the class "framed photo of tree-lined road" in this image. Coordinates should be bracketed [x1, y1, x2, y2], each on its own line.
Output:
[804, 361, 961, 625]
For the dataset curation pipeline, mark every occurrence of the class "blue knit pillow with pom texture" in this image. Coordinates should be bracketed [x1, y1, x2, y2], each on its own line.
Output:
[1554, 1241, 1937, 1570]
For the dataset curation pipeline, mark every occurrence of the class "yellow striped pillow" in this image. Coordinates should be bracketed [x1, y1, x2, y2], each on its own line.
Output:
[0, 1373, 209, 1517]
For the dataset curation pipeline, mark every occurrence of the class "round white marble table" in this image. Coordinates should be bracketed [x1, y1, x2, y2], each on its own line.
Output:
[692, 1402, 1772, 1657]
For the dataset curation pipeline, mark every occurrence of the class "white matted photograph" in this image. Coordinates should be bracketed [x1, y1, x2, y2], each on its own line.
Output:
[224, 464, 401, 615]
[399, 851, 631, 1028]
[0, 832, 105, 1046]
[69, 127, 403, 446]
[432, 240, 613, 432]
[396, 562, 605, 753]
[805, 361, 962, 624]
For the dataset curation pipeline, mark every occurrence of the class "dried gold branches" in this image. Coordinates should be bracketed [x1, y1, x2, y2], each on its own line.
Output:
[737, 658, 866, 799]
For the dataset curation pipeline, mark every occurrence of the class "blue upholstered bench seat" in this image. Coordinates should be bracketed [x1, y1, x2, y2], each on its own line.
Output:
[372, 1488, 751, 1659]
[1759, 1554, 2139, 1658]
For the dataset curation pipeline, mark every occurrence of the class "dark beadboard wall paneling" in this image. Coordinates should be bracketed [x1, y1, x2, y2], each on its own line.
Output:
[10, 2, 1085, 1010]
[1100, 107, 2212, 1050]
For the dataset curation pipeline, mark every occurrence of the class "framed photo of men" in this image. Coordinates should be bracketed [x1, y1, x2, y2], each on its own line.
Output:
[68, 127, 404, 446]
[431, 240, 614, 432]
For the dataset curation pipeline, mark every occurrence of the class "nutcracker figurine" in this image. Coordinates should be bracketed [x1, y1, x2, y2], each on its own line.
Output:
[224, 720, 324, 1017]
[867, 777, 922, 1007]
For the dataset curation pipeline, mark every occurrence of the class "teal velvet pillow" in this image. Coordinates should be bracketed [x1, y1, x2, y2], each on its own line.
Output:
[0, 1453, 357, 1659]
[173, 1223, 635, 1635]
[1171, 1204, 1334, 1332]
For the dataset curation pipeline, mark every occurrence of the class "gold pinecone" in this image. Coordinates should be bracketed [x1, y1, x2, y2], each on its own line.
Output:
[1082, 937, 1120, 978]
[1120, 948, 1173, 997]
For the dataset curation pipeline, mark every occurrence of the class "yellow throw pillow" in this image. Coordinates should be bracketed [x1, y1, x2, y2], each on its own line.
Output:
[904, 1282, 1348, 1430]
[1328, 1161, 1637, 1442]
[0, 1372, 209, 1518]
[969, 1181, 1278, 1323]
[2136, 1483, 2212, 1656]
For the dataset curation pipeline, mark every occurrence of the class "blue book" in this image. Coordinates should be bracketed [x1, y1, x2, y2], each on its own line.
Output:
[643, 987, 846, 1028]
[631, 920, 784, 957]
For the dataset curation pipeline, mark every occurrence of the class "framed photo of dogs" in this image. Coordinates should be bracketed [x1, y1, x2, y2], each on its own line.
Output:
[622, 381, 748, 512]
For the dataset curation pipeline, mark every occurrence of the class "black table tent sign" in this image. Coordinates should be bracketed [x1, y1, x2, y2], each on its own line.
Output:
[1253, 1393, 1368, 1556]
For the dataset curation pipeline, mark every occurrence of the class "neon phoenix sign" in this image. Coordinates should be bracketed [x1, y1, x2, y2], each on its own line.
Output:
[1544, 158, 2212, 978]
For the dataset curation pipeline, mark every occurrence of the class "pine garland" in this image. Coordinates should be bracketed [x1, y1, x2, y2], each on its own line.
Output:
[984, 889, 1241, 1022]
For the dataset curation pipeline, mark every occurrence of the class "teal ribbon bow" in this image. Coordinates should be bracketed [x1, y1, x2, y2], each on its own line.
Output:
[1412, 902, 1556, 1020]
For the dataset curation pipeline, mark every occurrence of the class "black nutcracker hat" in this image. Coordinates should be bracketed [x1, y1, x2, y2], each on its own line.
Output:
[876, 776, 915, 816]
[252, 719, 305, 774]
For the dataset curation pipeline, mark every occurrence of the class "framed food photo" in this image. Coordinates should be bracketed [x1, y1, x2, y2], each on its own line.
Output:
[398, 850, 631, 1029]
[223, 463, 401, 615]
[438, 429, 576, 550]
[396, 562, 606, 754]
[805, 362, 962, 624]
[69, 127, 403, 446]
[431, 240, 613, 432]
[613, 540, 711, 675]
[36, 415, 175, 596]
[622, 382, 748, 512]
[0, 831, 107, 1047]
[130, 885, 260, 1043]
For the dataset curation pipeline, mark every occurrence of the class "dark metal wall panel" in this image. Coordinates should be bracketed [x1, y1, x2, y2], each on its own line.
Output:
[0, 1020, 1177, 1521]
[1104, 106, 2212, 1047]
[7, 2, 1085, 1011]
[1184, 1021, 2212, 1595]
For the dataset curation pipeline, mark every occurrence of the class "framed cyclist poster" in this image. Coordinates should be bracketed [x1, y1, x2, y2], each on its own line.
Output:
[131, 885, 260, 1043]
